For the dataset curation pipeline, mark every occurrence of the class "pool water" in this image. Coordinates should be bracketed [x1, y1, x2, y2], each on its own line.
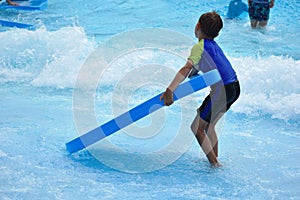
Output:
[1, 0, 300, 199]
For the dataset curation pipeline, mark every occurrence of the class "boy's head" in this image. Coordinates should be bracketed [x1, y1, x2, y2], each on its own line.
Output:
[197, 11, 223, 39]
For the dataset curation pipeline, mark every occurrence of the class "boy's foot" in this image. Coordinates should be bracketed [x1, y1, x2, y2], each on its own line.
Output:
[211, 162, 222, 168]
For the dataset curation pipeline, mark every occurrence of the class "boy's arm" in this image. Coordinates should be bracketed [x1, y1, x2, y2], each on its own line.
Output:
[160, 60, 194, 106]
[6, 0, 19, 6]
[168, 60, 194, 91]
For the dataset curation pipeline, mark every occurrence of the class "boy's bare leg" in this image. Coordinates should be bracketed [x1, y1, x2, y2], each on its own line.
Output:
[191, 115, 220, 166]
[206, 126, 218, 157]
[206, 113, 223, 157]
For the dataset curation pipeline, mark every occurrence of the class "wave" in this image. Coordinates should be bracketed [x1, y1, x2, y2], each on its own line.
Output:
[0, 27, 299, 121]
[0, 26, 96, 88]
[230, 56, 300, 121]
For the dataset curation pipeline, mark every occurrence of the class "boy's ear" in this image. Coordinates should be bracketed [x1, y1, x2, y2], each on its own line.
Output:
[196, 22, 200, 30]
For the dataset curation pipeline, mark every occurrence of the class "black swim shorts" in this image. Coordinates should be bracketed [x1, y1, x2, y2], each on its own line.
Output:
[198, 81, 240, 123]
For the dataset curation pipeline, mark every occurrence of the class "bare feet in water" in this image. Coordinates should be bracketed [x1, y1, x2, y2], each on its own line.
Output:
[211, 162, 222, 168]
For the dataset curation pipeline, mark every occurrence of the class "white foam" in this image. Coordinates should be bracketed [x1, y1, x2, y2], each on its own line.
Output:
[0, 149, 7, 157]
[0, 27, 299, 121]
[229, 56, 300, 121]
[0, 26, 96, 88]
[96, 52, 300, 121]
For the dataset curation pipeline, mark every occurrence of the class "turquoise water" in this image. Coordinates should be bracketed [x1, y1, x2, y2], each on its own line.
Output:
[1, 0, 300, 199]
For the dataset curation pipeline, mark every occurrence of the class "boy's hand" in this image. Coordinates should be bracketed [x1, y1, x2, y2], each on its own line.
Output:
[160, 88, 174, 106]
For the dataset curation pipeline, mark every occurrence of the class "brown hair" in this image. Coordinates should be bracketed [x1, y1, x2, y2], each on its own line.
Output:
[199, 11, 223, 39]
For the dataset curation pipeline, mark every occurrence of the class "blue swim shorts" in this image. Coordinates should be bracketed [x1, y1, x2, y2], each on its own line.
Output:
[248, 1, 270, 21]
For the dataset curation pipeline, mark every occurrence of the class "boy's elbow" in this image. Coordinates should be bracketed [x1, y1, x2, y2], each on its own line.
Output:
[180, 65, 193, 78]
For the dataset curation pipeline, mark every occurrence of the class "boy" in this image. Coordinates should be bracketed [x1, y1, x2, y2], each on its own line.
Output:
[160, 12, 240, 167]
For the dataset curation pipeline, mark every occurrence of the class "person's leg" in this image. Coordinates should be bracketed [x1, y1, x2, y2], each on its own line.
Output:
[258, 3, 270, 28]
[191, 115, 220, 166]
[250, 19, 258, 28]
[258, 20, 268, 28]
[205, 113, 224, 157]
[248, 1, 258, 28]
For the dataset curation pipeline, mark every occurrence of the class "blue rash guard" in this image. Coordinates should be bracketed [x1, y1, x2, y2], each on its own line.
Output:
[188, 39, 240, 123]
[188, 39, 238, 85]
